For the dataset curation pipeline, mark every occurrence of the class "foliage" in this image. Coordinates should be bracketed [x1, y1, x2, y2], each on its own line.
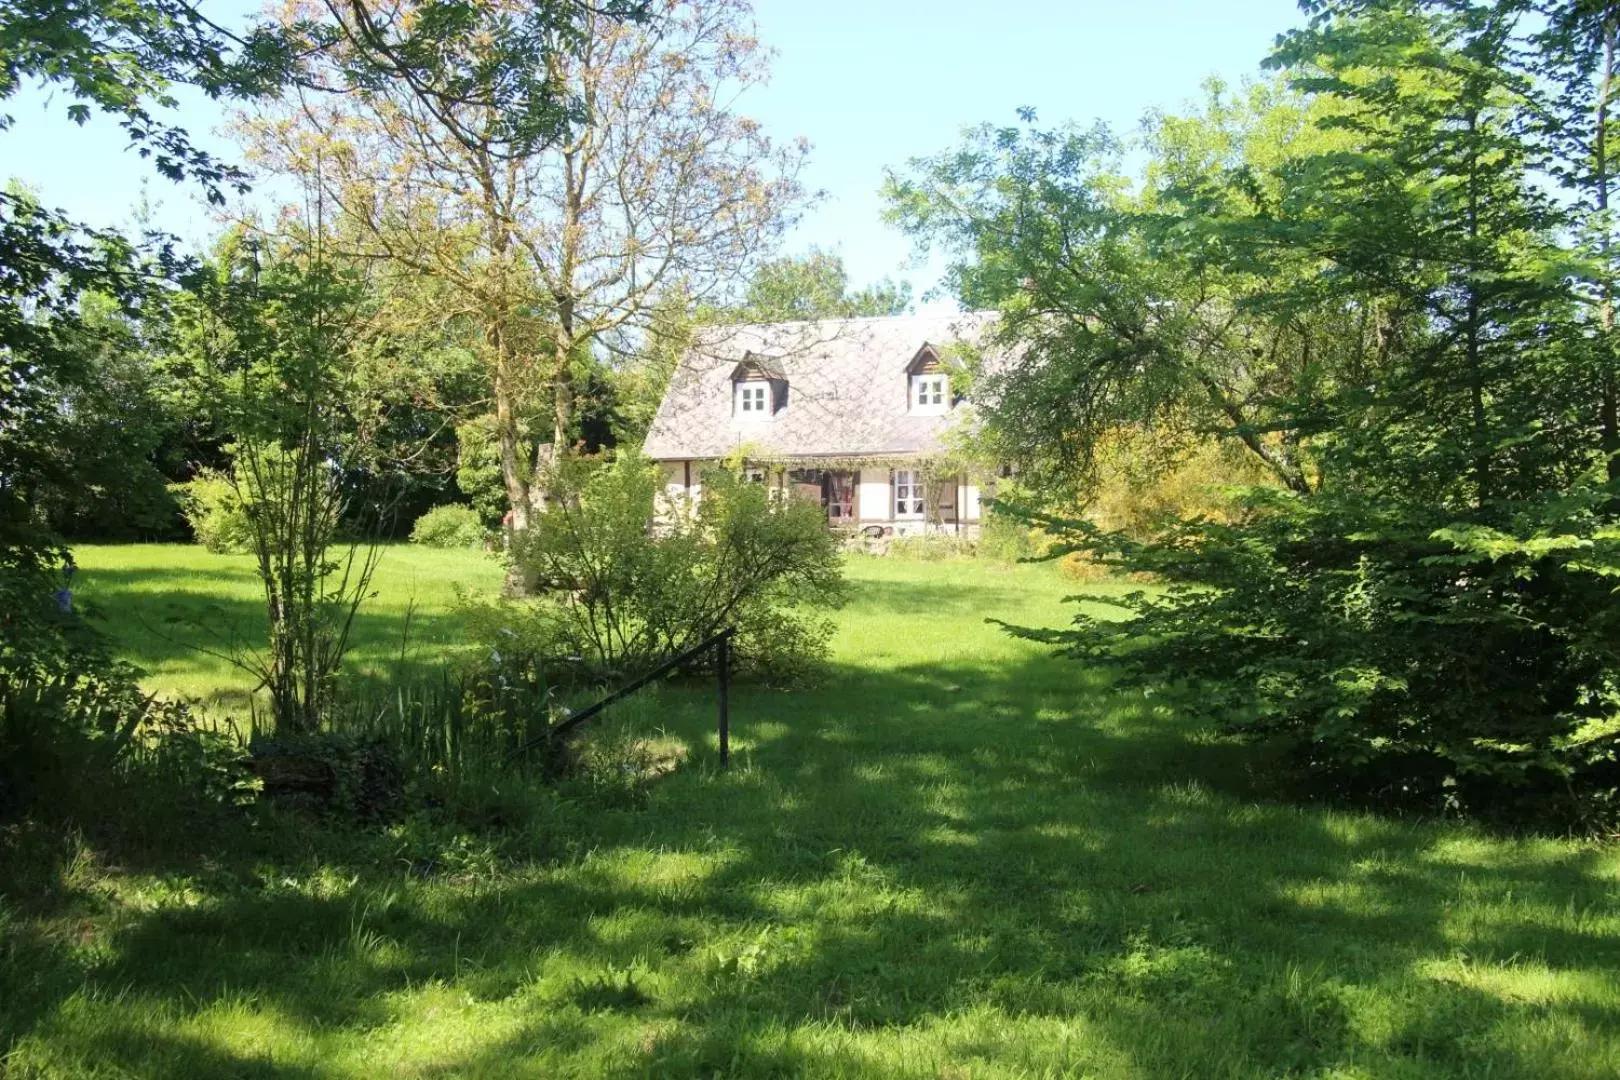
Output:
[890, 3, 1620, 824]
[0, 0, 292, 679]
[246, 731, 404, 822]
[489, 454, 846, 681]
[976, 487, 1045, 562]
[0, 0, 645, 732]
[0, 630, 258, 832]
[730, 248, 912, 322]
[243, 0, 807, 525]
[1007, 482, 1620, 823]
[23, 292, 187, 542]
[0, 192, 146, 709]
[885, 535, 980, 560]
[885, 80, 1349, 502]
[1056, 549, 1114, 583]
[171, 243, 381, 735]
[171, 468, 251, 553]
[1084, 429, 1276, 540]
[408, 503, 486, 549]
[451, 419, 511, 528]
[328, 664, 565, 780]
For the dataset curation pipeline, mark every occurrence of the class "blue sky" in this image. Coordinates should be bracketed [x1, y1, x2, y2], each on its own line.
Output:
[2, 0, 1304, 303]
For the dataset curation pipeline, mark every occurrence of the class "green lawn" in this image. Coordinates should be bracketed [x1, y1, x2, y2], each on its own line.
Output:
[71, 543, 508, 708]
[5, 547, 1620, 1078]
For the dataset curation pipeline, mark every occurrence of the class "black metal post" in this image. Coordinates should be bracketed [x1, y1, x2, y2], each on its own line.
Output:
[717, 632, 730, 769]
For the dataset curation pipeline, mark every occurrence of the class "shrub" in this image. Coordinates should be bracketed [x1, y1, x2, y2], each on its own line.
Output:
[327, 657, 572, 778]
[977, 505, 1043, 561]
[410, 503, 487, 549]
[1015, 484, 1620, 827]
[1, 646, 259, 837]
[1085, 430, 1274, 540]
[1057, 549, 1111, 582]
[172, 468, 253, 553]
[484, 454, 845, 683]
[455, 421, 511, 529]
[248, 732, 404, 821]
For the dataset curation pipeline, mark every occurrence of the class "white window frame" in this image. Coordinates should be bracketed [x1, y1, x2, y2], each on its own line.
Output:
[736, 382, 770, 417]
[910, 373, 948, 414]
[894, 469, 926, 519]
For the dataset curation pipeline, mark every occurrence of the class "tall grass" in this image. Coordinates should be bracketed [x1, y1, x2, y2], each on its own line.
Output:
[317, 669, 562, 777]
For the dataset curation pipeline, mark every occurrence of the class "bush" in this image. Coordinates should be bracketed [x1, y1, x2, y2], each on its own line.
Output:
[410, 503, 487, 549]
[1057, 549, 1111, 582]
[483, 454, 845, 683]
[1086, 430, 1274, 540]
[172, 468, 253, 553]
[326, 660, 570, 778]
[1, 649, 259, 837]
[977, 504, 1043, 561]
[248, 732, 404, 821]
[1017, 484, 1620, 828]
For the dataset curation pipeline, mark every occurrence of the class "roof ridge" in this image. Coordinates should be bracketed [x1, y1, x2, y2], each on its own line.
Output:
[698, 309, 999, 333]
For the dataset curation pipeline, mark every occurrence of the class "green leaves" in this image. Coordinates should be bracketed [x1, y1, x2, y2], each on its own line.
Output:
[890, 0, 1620, 825]
[499, 455, 845, 682]
[730, 250, 912, 323]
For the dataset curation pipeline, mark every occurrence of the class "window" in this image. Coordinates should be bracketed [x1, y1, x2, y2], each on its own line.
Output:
[827, 471, 854, 520]
[910, 373, 948, 413]
[736, 383, 769, 416]
[894, 469, 925, 518]
[743, 468, 766, 484]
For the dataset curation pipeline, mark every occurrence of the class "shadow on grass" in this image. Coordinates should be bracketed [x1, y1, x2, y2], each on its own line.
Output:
[72, 565, 477, 713]
[4, 622, 1619, 1075]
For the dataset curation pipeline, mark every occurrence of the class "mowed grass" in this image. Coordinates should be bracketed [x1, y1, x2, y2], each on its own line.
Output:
[4, 548, 1620, 1077]
[70, 543, 507, 709]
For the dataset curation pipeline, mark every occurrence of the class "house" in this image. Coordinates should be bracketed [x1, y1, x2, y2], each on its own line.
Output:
[642, 311, 1001, 536]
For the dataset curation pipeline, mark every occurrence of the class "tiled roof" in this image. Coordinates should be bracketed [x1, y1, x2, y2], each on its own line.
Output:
[642, 311, 1000, 461]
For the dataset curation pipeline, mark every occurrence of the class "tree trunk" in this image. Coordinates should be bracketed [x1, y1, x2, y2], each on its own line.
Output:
[491, 320, 531, 533]
[1464, 107, 1491, 508]
[1597, 21, 1620, 484]
[532, 293, 578, 511]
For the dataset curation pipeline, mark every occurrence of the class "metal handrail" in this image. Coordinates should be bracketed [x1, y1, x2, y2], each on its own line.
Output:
[508, 627, 736, 766]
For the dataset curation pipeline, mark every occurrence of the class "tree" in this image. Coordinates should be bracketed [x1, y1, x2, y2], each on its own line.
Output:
[170, 236, 378, 735]
[243, 0, 807, 528]
[884, 83, 1368, 501]
[1, 0, 624, 667]
[32, 291, 186, 541]
[1525, 2, 1620, 483]
[494, 453, 846, 679]
[733, 249, 911, 322]
[888, 1, 1620, 824]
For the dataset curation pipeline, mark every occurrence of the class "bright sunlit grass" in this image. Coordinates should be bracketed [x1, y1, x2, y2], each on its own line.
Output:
[71, 542, 506, 709]
[4, 546, 1619, 1078]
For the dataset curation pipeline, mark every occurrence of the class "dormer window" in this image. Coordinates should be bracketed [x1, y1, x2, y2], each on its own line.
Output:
[905, 342, 952, 415]
[730, 351, 786, 420]
[911, 373, 948, 414]
[737, 383, 769, 415]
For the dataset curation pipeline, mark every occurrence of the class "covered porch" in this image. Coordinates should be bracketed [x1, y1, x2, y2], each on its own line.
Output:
[661, 458, 984, 536]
